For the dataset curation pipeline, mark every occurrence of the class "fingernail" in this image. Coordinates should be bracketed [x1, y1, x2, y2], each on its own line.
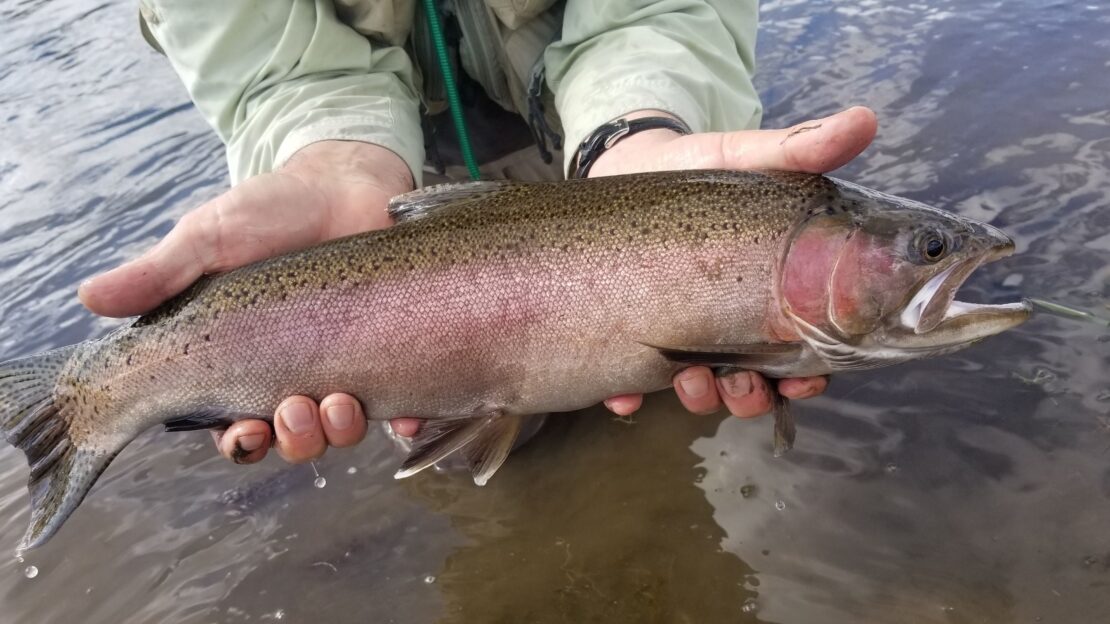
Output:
[280, 402, 315, 435]
[679, 371, 710, 398]
[238, 433, 266, 452]
[721, 372, 753, 398]
[326, 404, 355, 430]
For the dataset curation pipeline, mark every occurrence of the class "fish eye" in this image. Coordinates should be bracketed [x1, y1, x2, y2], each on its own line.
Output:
[917, 231, 948, 263]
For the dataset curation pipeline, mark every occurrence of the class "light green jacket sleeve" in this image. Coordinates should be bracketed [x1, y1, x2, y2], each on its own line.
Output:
[140, 0, 425, 185]
[545, 0, 762, 174]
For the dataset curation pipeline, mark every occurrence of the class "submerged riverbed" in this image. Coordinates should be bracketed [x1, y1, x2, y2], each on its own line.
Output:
[1, 0, 1108, 622]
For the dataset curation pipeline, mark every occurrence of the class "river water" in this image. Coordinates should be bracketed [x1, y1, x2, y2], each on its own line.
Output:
[1, 1, 1108, 622]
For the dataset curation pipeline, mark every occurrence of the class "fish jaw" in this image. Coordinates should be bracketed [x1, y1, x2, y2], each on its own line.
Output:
[892, 236, 1031, 350]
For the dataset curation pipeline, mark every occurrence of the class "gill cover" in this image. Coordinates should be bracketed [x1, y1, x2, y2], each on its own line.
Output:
[780, 215, 898, 340]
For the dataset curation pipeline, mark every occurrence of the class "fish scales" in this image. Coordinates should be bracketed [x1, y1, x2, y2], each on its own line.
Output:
[0, 169, 1031, 549]
[86, 171, 816, 427]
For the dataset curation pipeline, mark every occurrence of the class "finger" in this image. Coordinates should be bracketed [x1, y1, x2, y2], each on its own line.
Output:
[717, 371, 773, 419]
[604, 394, 643, 417]
[673, 367, 722, 415]
[273, 396, 328, 463]
[78, 174, 324, 318]
[389, 418, 422, 438]
[778, 376, 829, 400]
[717, 106, 878, 174]
[212, 420, 272, 464]
[318, 393, 368, 448]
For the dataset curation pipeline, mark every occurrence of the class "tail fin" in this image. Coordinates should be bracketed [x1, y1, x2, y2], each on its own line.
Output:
[0, 345, 130, 550]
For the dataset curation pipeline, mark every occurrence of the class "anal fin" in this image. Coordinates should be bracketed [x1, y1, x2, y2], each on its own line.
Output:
[393, 413, 525, 486]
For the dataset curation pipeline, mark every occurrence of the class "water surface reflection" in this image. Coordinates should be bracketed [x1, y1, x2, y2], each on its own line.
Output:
[0, 0, 1108, 622]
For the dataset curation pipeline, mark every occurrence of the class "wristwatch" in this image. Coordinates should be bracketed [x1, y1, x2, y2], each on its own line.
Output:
[571, 116, 693, 179]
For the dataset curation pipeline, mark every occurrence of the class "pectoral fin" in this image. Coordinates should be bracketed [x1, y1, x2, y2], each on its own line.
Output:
[394, 413, 524, 486]
[644, 341, 803, 368]
[771, 389, 795, 457]
[714, 366, 796, 457]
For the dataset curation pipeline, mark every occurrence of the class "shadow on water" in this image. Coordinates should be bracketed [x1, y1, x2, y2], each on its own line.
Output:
[408, 406, 762, 624]
[1, 0, 1109, 622]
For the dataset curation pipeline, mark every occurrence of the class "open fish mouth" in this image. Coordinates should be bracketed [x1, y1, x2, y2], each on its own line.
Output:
[900, 244, 1032, 335]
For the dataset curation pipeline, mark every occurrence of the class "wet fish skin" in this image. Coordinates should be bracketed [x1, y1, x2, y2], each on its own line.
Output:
[0, 170, 1029, 549]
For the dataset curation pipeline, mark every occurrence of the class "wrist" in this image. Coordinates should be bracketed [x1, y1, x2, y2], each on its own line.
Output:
[588, 130, 683, 178]
[282, 140, 415, 198]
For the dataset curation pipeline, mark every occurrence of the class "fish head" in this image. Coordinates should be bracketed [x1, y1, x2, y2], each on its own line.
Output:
[778, 177, 1031, 368]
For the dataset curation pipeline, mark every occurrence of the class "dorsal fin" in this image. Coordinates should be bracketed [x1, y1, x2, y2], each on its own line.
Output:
[388, 179, 519, 223]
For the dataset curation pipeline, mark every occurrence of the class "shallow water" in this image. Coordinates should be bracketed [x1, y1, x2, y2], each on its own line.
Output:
[1, 0, 1108, 622]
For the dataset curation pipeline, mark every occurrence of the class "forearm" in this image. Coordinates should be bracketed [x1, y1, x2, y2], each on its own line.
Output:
[142, 0, 425, 185]
[545, 0, 762, 174]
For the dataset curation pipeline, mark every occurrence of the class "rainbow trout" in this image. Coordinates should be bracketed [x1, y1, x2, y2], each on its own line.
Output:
[0, 170, 1030, 549]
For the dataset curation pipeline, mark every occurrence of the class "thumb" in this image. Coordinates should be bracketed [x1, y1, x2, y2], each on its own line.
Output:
[78, 173, 327, 318]
[712, 106, 878, 174]
[78, 228, 205, 318]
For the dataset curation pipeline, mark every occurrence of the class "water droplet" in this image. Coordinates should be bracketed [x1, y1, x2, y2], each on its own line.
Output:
[774, 500, 786, 511]
[740, 484, 756, 498]
[346, 466, 357, 475]
[1033, 368, 1056, 384]
[23, 565, 38, 579]
[884, 463, 899, 473]
[308, 461, 326, 487]
[741, 599, 758, 613]
[424, 575, 436, 584]
[274, 608, 285, 620]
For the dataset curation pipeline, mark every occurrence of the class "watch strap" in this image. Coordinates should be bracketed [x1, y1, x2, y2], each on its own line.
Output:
[572, 116, 693, 179]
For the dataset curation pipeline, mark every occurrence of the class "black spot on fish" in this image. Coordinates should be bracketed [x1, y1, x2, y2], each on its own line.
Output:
[204, 334, 211, 342]
[183, 343, 190, 356]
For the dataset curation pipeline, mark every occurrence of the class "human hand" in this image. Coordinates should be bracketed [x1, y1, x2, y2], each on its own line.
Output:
[586, 106, 879, 420]
[79, 140, 415, 464]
